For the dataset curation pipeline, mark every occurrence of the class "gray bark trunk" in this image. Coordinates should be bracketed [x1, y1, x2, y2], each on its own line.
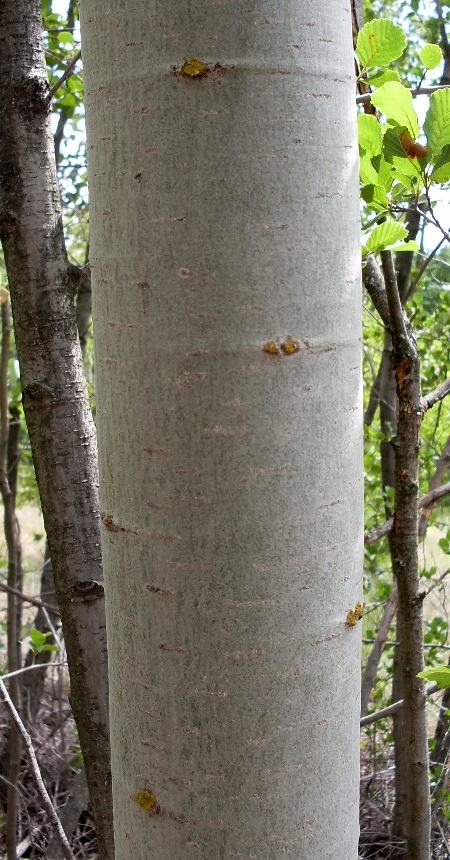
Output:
[80, 2, 363, 858]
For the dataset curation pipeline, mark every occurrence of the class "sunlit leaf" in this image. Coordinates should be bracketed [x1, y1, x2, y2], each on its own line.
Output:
[419, 43, 443, 70]
[360, 183, 389, 211]
[356, 19, 406, 69]
[418, 667, 450, 689]
[362, 221, 413, 256]
[367, 69, 402, 87]
[430, 143, 450, 183]
[424, 88, 450, 159]
[358, 113, 382, 157]
[371, 82, 419, 137]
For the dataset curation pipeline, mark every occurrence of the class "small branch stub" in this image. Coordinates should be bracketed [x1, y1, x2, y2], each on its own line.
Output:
[171, 59, 226, 80]
[263, 336, 300, 356]
[346, 602, 363, 627]
[182, 58, 206, 77]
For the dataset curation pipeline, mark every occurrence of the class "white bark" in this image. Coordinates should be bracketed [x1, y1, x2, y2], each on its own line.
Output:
[80, 2, 363, 858]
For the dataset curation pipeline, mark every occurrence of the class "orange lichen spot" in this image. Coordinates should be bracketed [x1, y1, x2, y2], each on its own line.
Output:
[133, 790, 158, 812]
[281, 336, 300, 355]
[263, 339, 282, 355]
[346, 602, 363, 627]
[400, 130, 428, 160]
[182, 58, 207, 77]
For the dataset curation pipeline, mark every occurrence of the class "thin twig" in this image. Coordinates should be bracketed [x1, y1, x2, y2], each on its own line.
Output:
[0, 677, 76, 860]
[365, 481, 450, 544]
[406, 237, 445, 302]
[360, 683, 439, 727]
[46, 50, 81, 104]
[0, 581, 59, 614]
[356, 83, 450, 105]
[1, 661, 67, 680]
[421, 378, 450, 412]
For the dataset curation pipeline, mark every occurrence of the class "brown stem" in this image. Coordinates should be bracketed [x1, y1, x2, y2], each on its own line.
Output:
[384, 250, 430, 860]
[0, 300, 21, 860]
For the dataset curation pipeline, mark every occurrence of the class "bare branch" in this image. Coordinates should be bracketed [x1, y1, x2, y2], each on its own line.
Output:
[360, 683, 439, 727]
[363, 255, 391, 327]
[365, 481, 450, 545]
[0, 581, 59, 615]
[421, 378, 450, 412]
[356, 84, 450, 105]
[381, 250, 407, 339]
[0, 677, 76, 860]
[46, 50, 81, 104]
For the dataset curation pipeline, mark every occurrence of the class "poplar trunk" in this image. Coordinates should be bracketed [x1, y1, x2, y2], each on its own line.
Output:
[80, 2, 363, 857]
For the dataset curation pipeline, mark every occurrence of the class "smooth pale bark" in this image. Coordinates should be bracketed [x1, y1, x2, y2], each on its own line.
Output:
[80, 2, 363, 858]
[0, 5, 113, 857]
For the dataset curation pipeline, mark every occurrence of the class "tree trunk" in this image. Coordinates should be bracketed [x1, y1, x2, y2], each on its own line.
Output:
[80, 2, 363, 858]
[0, 5, 113, 858]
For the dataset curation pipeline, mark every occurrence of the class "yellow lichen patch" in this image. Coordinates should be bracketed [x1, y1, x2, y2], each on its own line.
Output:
[281, 336, 300, 355]
[133, 790, 157, 812]
[182, 58, 207, 77]
[346, 602, 363, 627]
[263, 339, 281, 355]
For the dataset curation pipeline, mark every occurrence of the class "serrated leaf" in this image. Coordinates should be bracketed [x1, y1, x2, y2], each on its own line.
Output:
[418, 667, 450, 689]
[419, 43, 443, 70]
[430, 143, 450, 182]
[363, 221, 408, 255]
[361, 184, 389, 211]
[358, 113, 382, 157]
[371, 82, 419, 137]
[357, 19, 406, 69]
[360, 153, 380, 186]
[383, 127, 411, 159]
[391, 172, 416, 193]
[394, 240, 420, 251]
[424, 89, 450, 159]
[367, 69, 402, 87]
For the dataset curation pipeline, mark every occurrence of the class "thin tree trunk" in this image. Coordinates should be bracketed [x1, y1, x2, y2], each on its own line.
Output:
[0, 5, 113, 858]
[383, 250, 430, 860]
[0, 301, 21, 860]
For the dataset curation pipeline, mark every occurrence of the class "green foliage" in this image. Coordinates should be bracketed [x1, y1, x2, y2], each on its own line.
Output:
[29, 628, 59, 655]
[357, 19, 450, 255]
[357, 18, 407, 68]
[418, 666, 450, 689]
[419, 43, 443, 71]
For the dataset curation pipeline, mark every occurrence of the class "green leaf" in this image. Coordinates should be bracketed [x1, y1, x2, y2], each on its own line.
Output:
[361, 183, 389, 211]
[367, 69, 402, 87]
[371, 82, 419, 137]
[391, 171, 416, 194]
[360, 152, 381, 186]
[356, 19, 406, 69]
[362, 221, 416, 256]
[418, 667, 450, 689]
[394, 240, 420, 252]
[419, 43, 443, 70]
[430, 143, 450, 183]
[358, 113, 382, 157]
[424, 89, 450, 159]
[30, 627, 58, 654]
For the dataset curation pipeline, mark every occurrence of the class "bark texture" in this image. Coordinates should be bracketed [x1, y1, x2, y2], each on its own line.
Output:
[383, 251, 430, 860]
[80, 2, 363, 858]
[0, 5, 113, 858]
